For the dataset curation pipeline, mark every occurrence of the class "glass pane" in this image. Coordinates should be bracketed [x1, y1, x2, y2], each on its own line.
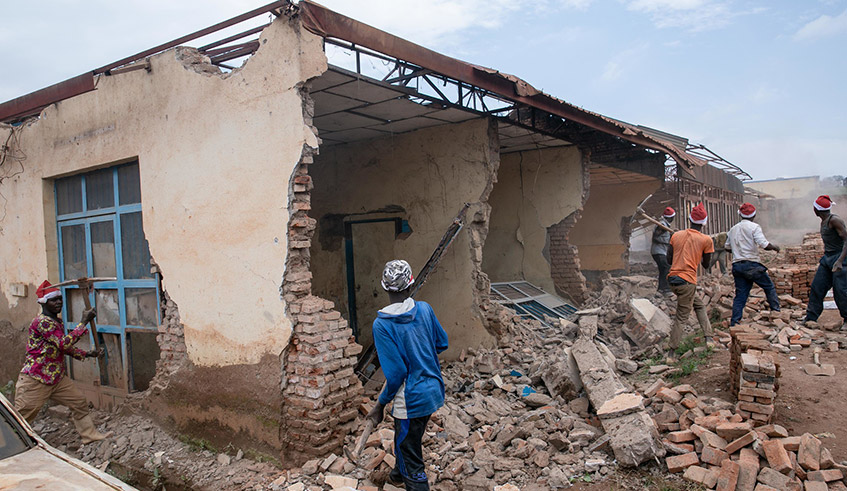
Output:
[85, 168, 114, 210]
[125, 289, 158, 327]
[95, 289, 121, 326]
[101, 333, 125, 389]
[64, 288, 88, 325]
[61, 224, 87, 280]
[0, 410, 31, 460]
[90, 221, 117, 277]
[129, 332, 160, 392]
[118, 163, 142, 205]
[56, 176, 82, 215]
[121, 212, 152, 279]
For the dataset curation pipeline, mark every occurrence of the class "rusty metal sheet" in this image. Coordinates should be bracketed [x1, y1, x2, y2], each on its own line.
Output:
[298, 0, 702, 169]
[0, 73, 94, 122]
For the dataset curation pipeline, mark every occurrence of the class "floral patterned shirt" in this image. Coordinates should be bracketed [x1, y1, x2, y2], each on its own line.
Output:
[21, 314, 88, 385]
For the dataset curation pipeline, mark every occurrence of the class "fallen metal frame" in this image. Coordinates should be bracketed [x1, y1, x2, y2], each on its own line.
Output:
[490, 281, 577, 327]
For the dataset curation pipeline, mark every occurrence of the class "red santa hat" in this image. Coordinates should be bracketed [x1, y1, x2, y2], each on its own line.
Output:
[36, 280, 61, 304]
[689, 203, 708, 225]
[738, 202, 756, 218]
[662, 207, 676, 218]
[815, 195, 835, 211]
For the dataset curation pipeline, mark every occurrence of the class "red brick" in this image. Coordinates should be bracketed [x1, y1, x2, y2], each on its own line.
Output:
[798, 433, 822, 471]
[667, 452, 700, 473]
[716, 459, 740, 491]
[716, 422, 753, 441]
[667, 430, 697, 443]
[806, 469, 844, 482]
[761, 440, 792, 474]
[725, 431, 757, 455]
[702, 445, 729, 466]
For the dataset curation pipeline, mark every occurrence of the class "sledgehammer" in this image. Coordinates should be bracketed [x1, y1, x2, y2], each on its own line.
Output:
[52, 276, 116, 384]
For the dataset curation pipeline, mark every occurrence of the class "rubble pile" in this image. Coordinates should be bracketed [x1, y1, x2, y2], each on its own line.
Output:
[35, 410, 281, 490]
[271, 310, 674, 490]
[646, 377, 847, 491]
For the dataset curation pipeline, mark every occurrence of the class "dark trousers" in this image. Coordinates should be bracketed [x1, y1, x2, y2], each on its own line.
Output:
[653, 254, 671, 292]
[731, 261, 780, 326]
[389, 415, 430, 490]
[806, 254, 847, 322]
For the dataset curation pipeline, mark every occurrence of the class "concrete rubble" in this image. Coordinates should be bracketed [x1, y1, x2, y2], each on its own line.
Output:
[28, 249, 847, 490]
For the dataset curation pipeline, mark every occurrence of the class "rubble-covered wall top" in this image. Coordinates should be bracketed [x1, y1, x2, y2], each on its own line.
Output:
[0, 16, 327, 367]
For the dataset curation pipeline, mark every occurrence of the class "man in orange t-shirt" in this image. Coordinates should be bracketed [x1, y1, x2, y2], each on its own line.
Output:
[667, 203, 714, 350]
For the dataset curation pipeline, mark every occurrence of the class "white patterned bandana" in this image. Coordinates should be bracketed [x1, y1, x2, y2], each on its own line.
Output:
[381, 259, 415, 292]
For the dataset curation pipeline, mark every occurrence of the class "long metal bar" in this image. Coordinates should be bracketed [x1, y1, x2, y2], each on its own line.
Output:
[198, 23, 269, 51]
[95, 1, 287, 74]
[299, 0, 699, 170]
[0, 73, 95, 122]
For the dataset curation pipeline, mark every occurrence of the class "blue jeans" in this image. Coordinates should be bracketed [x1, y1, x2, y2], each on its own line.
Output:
[731, 261, 780, 326]
[806, 253, 847, 323]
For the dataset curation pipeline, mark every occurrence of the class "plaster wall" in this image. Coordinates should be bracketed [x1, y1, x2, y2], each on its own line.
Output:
[482, 146, 583, 293]
[309, 118, 498, 356]
[570, 180, 661, 271]
[0, 18, 325, 378]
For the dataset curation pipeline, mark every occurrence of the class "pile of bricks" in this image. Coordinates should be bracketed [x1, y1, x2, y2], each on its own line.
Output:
[647, 380, 846, 490]
[729, 326, 780, 425]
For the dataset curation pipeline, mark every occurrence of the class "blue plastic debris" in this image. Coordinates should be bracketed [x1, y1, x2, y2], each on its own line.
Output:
[510, 370, 523, 377]
[520, 386, 536, 397]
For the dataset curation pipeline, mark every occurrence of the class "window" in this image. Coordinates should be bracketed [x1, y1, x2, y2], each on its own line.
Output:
[55, 162, 160, 393]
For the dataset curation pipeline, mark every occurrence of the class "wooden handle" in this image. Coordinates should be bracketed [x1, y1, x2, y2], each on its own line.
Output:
[637, 208, 675, 234]
[353, 420, 375, 457]
[80, 283, 109, 385]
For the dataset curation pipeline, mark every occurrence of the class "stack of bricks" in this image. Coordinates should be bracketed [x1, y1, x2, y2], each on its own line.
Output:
[283, 295, 363, 462]
[770, 268, 814, 302]
[280, 147, 363, 465]
[769, 233, 824, 302]
[729, 326, 780, 426]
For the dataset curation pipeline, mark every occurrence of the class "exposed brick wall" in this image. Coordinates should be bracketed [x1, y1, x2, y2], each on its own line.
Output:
[548, 152, 591, 304]
[549, 211, 587, 304]
[149, 289, 188, 391]
[280, 144, 363, 464]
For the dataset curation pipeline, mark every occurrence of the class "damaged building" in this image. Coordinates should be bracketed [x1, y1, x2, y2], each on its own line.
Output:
[0, 1, 738, 463]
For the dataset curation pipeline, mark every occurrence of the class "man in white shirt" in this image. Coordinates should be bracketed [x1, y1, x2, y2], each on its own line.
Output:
[726, 203, 781, 326]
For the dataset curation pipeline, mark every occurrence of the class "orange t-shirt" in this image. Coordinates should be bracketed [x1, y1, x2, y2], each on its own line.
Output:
[668, 228, 714, 284]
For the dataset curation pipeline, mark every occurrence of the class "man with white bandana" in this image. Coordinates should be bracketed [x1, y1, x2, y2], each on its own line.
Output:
[366, 260, 448, 490]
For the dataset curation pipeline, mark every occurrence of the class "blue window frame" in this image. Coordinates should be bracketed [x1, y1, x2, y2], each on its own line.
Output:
[55, 161, 160, 392]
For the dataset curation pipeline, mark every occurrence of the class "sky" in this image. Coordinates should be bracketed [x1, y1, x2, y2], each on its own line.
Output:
[2, 0, 846, 181]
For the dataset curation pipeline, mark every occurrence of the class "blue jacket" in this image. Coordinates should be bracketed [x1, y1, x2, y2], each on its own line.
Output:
[373, 300, 448, 419]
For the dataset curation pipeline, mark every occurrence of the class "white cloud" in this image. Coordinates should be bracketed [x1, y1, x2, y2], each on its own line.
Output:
[314, 0, 592, 48]
[794, 9, 847, 41]
[623, 0, 762, 32]
[601, 42, 650, 82]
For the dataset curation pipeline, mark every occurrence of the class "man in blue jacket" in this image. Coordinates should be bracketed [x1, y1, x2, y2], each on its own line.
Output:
[366, 260, 448, 490]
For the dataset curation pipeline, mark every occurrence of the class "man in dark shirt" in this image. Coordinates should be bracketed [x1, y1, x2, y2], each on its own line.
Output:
[805, 195, 847, 329]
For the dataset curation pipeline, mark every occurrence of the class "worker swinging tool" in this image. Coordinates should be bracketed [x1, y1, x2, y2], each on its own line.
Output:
[13, 278, 115, 444]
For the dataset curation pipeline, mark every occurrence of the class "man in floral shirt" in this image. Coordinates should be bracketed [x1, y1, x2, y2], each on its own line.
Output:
[14, 280, 111, 444]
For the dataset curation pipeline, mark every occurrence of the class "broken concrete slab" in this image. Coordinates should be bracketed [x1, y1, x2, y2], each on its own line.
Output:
[803, 364, 835, 376]
[597, 393, 644, 420]
[572, 334, 665, 467]
[623, 298, 672, 349]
